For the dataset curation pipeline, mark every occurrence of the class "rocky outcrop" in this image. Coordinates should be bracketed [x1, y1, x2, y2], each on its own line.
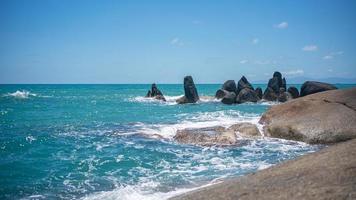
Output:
[236, 88, 260, 103]
[260, 88, 356, 144]
[145, 83, 166, 101]
[287, 86, 299, 98]
[176, 76, 199, 104]
[215, 89, 229, 99]
[170, 138, 356, 200]
[277, 88, 292, 103]
[263, 71, 286, 101]
[174, 123, 261, 146]
[221, 92, 236, 105]
[300, 81, 337, 97]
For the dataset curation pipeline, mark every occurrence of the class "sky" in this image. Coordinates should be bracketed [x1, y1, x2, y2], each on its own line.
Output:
[1, 0, 356, 84]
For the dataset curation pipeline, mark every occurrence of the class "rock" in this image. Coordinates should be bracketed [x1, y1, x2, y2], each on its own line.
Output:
[227, 123, 260, 137]
[236, 88, 260, 104]
[278, 92, 292, 103]
[221, 92, 236, 105]
[262, 87, 278, 101]
[259, 88, 356, 144]
[215, 89, 229, 99]
[174, 126, 237, 146]
[170, 138, 356, 200]
[222, 80, 237, 93]
[273, 71, 283, 87]
[176, 76, 199, 104]
[300, 81, 337, 97]
[267, 77, 280, 94]
[255, 87, 263, 99]
[287, 86, 299, 98]
[237, 76, 254, 94]
[282, 78, 286, 90]
[145, 83, 166, 101]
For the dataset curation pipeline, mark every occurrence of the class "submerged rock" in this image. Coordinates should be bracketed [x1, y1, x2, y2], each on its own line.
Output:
[174, 123, 261, 146]
[145, 83, 166, 101]
[300, 81, 337, 97]
[260, 87, 356, 144]
[176, 76, 199, 104]
[236, 88, 260, 104]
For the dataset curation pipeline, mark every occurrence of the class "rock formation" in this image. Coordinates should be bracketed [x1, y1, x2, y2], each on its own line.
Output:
[145, 83, 166, 101]
[260, 87, 356, 144]
[263, 71, 286, 101]
[300, 81, 337, 97]
[287, 86, 299, 98]
[176, 76, 199, 104]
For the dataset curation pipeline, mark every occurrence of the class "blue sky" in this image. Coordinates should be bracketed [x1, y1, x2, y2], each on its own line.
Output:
[1, 0, 356, 83]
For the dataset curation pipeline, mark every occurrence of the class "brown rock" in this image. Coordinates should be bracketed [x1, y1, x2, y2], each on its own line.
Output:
[170, 139, 356, 200]
[227, 122, 260, 138]
[259, 88, 356, 144]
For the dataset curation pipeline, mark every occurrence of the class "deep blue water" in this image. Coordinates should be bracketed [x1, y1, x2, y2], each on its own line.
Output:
[1, 84, 354, 200]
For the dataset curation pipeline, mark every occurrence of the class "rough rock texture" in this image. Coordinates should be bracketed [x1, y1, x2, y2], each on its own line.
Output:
[277, 92, 291, 103]
[236, 88, 260, 104]
[174, 123, 261, 146]
[174, 126, 237, 146]
[263, 87, 278, 101]
[255, 87, 263, 99]
[227, 122, 260, 137]
[221, 92, 236, 105]
[237, 76, 254, 94]
[222, 80, 237, 93]
[215, 89, 229, 99]
[176, 76, 199, 104]
[300, 81, 337, 97]
[287, 86, 299, 99]
[260, 88, 356, 144]
[145, 83, 166, 101]
[170, 139, 356, 200]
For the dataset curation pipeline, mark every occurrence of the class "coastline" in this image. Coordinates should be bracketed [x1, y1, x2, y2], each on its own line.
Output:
[170, 138, 356, 200]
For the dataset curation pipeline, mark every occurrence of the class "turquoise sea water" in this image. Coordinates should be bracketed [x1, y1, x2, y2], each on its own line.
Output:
[0, 84, 354, 200]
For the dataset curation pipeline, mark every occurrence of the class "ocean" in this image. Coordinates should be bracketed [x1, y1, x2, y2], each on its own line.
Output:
[1, 84, 354, 200]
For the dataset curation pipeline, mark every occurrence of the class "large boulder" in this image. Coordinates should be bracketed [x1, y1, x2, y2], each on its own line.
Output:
[237, 76, 254, 94]
[267, 77, 280, 94]
[259, 88, 356, 144]
[222, 80, 237, 93]
[221, 92, 236, 105]
[236, 88, 260, 104]
[255, 87, 263, 99]
[287, 86, 299, 98]
[300, 81, 337, 97]
[145, 83, 166, 101]
[262, 87, 278, 101]
[176, 76, 199, 104]
[227, 122, 261, 138]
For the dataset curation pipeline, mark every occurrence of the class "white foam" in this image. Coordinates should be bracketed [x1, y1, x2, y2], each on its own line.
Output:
[129, 95, 219, 105]
[6, 90, 37, 99]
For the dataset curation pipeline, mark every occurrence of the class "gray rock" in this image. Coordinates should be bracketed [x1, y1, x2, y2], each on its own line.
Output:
[227, 122, 260, 137]
[236, 88, 260, 104]
[145, 83, 166, 101]
[176, 76, 199, 104]
[300, 81, 337, 97]
[237, 76, 254, 94]
[255, 87, 263, 99]
[215, 89, 229, 99]
[260, 88, 356, 144]
[221, 92, 236, 105]
[263, 87, 278, 101]
[222, 80, 237, 93]
[287, 86, 299, 98]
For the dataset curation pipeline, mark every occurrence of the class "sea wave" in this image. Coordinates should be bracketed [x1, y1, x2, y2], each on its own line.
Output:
[129, 95, 219, 105]
[5, 90, 37, 99]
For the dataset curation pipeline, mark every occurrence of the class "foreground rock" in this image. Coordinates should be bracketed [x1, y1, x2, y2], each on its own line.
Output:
[176, 76, 199, 104]
[260, 88, 356, 144]
[171, 139, 356, 200]
[145, 83, 166, 101]
[174, 123, 261, 146]
[300, 81, 337, 97]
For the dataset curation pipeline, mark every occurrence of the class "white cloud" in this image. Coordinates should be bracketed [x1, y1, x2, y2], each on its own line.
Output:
[240, 60, 248, 64]
[252, 38, 259, 45]
[274, 21, 288, 29]
[283, 69, 304, 76]
[170, 37, 184, 46]
[323, 55, 333, 60]
[253, 60, 270, 65]
[302, 45, 318, 51]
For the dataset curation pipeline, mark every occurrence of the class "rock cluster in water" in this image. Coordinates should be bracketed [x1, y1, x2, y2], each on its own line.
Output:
[145, 83, 166, 101]
[176, 76, 200, 104]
